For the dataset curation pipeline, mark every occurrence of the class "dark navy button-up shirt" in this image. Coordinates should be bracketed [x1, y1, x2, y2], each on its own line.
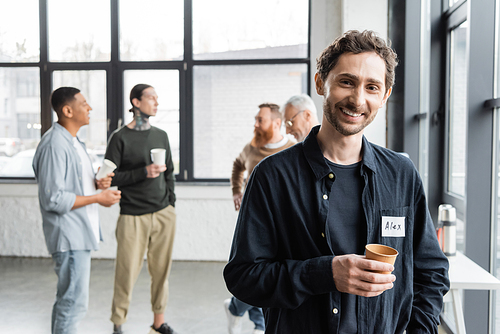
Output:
[224, 126, 450, 334]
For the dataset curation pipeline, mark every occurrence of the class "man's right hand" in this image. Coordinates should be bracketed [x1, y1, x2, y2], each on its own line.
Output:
[233, 193, 243, 211]
[331, 254, 396, 297]
[97, 189, 121, 207]
[96, 172, 114, 190]
[146, 164, 167, 178]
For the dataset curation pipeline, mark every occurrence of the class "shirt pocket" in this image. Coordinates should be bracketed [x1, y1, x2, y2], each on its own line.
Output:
[374, 206, 413, 260]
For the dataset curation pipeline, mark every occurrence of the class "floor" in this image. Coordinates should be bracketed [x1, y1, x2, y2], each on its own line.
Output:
[0, 257, 256, 334]
[0, 256, 449, 334]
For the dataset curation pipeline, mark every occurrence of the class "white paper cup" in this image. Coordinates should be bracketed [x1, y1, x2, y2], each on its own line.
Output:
[96, 159, 117, 180]
[151, 148, 166, 165]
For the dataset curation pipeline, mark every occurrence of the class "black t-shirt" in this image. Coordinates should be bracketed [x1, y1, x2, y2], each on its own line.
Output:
[325, 158, 366, 334]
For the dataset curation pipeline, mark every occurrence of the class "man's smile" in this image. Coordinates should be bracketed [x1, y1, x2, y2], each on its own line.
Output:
[340, 107, 362, 118]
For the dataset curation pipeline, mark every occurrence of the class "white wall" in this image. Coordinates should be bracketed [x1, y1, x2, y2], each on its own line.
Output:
[0, 184, 238, 261]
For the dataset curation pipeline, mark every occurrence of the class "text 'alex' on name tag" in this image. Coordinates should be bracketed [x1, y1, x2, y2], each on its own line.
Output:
[381, 216, 405, 237]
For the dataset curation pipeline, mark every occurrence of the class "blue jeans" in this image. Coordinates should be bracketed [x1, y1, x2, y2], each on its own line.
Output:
[51, 250, 91, 334]
[229, 297, 265, 331]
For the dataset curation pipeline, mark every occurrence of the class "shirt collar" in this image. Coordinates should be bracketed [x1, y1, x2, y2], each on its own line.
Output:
[361, 136, 377, 174]
[302, 125, 378, 180]
[302, 125, 331, 181]
[264, 135, 288, 149]
[53, 122, 77, 143]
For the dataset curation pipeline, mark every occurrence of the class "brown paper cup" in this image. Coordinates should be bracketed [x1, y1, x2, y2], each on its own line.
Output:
[365, 244, 398, 274]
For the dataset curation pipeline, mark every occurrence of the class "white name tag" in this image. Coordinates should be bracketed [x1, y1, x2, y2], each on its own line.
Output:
[381, 216, 405, 237]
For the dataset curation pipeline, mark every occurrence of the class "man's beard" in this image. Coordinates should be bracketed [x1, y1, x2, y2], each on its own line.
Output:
[323, 98, 376, 136]
[253, 126, 274, 148]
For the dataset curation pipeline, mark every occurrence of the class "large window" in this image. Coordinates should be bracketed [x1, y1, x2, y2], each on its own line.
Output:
[48, 0, 111, 62]
[495, 107, 500, 331]
[446, 20, 468, 258]
[418, 0, 431, 192]
[0, 68, 40, 177]
[192, 0, 308, 60]
[0, 0, 310, 181]
[403, 0, 500, 332]
[0, 0, 40, 177]
[193, 64, 307, 179]
[440, 4, 469, 331]
[119, 0, 183, 61]
[448, 21, 468, 197]
[492, 1, 500, 331]
[0, 0, 39, 63]
[433, 0, 500, 332]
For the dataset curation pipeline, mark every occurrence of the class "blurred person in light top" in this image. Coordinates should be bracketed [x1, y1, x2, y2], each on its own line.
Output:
[105, 84, 177, 334]
[33, 86, 120, 334]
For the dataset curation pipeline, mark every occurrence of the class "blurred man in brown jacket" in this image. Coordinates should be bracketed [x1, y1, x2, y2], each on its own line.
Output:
[225, 102, 294, 334]
[231, 103, 295, 211]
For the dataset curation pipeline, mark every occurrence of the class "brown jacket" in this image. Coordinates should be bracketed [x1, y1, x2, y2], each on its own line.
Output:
[231, 138, 295, 195]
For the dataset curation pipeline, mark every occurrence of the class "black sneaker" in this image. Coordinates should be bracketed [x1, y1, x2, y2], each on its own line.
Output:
[151, 323, 177, 334]
[112, 324, 123, 334]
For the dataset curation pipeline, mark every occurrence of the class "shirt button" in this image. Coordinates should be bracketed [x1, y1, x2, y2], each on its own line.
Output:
[323, 194, 328, 200]
[333, 308, 338, 314]
[328, 173, 334, 179]
[321, 233, 325, 238]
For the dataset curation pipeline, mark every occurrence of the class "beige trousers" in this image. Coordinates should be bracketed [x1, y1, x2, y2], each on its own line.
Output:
[110, 205, 176, 325]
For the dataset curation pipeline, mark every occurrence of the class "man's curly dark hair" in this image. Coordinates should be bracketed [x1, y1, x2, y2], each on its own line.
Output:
[316, 30, 398, 93]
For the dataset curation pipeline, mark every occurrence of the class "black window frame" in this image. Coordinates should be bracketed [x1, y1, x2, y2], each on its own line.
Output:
[0, 0, 311, 183]
[441, 0, 467, 218]
[393, 0, 498, 331]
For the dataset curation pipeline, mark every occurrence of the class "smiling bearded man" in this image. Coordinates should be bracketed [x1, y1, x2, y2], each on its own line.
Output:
[224, 30, 449, 334]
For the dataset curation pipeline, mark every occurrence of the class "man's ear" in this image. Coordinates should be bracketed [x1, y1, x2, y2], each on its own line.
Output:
[60, 105, 73, 119]
[274, 117, 282, 129]
[314, 72, 324, 96]
[380, 87, 392, 108]
[303, 109, 311, 120]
